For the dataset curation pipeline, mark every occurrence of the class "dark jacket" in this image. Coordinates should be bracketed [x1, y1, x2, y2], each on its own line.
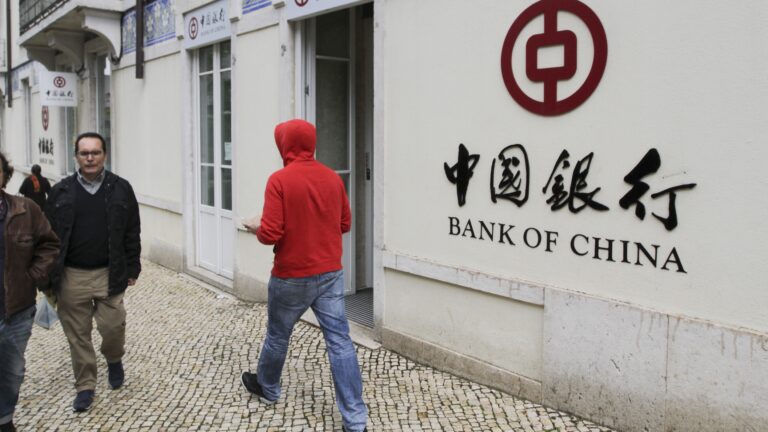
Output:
[2, 193, 60, 320]
[19, 174, 52, 211]
[45, 171, 141, 296]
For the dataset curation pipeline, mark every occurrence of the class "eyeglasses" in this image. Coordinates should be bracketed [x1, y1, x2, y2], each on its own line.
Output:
[77, 150, 104, 158]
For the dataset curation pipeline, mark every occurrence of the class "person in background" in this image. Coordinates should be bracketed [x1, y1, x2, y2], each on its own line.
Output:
[241, 119, 368, 432]
[18, 164, 52, 211]
[0, 152, 60, 432]
[45, 132, 141, 413]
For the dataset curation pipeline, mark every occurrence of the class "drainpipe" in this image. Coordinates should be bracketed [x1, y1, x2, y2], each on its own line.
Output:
[6, 0, 12, 107]
[136, 0, 144, 79]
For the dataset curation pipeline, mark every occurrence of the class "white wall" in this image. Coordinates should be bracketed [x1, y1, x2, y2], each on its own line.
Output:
[112, 53, 185, 268]
[3, 86, 30, 177]
[380, 0, 768, 334]
[232, 24, 284, 299]
[112, 54, 183, 206]
[384, 270, 543, 381]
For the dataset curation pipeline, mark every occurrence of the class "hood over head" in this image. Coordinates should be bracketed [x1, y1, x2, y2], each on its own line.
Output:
[274, 119, 316, 166]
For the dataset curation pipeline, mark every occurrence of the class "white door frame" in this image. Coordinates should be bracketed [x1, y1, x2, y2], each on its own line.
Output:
[301, 13, 357, 295]
[193, 42, 235, 280]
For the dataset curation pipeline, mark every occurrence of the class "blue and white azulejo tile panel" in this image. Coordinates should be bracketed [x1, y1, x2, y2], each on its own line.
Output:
[145, 0, 176, 45]
[122, 11, 137, 54]
[122, 0, 176, 55]
[243, 0, 272, 15]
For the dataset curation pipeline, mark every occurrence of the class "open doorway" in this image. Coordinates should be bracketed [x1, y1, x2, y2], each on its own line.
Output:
[302, 3, 374, 327]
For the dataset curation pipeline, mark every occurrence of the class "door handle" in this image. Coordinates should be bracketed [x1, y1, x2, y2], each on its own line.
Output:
[365, 152, 371, 180]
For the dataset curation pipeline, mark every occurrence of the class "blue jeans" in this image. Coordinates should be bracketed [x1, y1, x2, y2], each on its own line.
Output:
[257, 270, 368, 431]
[0, 305, 35, 425]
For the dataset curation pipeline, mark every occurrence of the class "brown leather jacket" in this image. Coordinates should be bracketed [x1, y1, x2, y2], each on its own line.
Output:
[2, 192, 60, 320]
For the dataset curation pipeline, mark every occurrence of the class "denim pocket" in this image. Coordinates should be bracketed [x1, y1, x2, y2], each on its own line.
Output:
[269, 277, 310, 308]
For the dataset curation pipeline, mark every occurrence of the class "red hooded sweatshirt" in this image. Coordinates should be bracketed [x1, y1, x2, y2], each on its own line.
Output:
[255, 119, 351, 278]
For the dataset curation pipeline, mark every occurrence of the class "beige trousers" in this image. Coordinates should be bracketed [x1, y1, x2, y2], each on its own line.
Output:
[58, 267, 126, 392]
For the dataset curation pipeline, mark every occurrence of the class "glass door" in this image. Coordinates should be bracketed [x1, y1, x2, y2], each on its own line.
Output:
[305, 10, 355, 295]
[196, 41, 234, 279]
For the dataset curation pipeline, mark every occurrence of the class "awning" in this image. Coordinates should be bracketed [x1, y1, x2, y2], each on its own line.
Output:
[18, 0, 123, 70]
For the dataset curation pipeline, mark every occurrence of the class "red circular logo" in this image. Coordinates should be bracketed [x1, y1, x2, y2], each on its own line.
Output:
[53, 76, 66, 88]
[295, 0, 309, 6]
[189, 17, 199, 40]
[42, 106, 49, 131]
[500, 0, 607, 116]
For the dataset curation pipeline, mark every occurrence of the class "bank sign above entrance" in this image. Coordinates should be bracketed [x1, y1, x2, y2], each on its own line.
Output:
[285, 0, 369, 20]
[500, 0, 607, 116]
[183, 0, 231, 50]
[39, 70, 77, 107]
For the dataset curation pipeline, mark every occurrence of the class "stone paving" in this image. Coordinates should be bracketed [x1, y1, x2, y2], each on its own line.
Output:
[15, 261, 616, 432]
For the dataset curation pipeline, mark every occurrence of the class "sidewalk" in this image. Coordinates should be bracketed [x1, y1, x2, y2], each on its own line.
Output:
[16, 261, 615, 431]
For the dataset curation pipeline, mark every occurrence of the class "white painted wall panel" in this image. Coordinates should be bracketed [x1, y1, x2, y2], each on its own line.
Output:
[112, 54, 183, 206]
[232, 26, 284, 294]
[385, 269, 544, 381]
[380, 0, 768, 332]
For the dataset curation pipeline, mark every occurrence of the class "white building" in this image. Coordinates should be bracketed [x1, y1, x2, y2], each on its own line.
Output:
[1, 1, 766, 431]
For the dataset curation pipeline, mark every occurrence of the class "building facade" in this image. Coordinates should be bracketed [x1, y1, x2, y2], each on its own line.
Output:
[1, 1, 766, 431]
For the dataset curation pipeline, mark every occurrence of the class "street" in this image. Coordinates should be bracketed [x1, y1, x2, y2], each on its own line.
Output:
[15, 261, 614, 432]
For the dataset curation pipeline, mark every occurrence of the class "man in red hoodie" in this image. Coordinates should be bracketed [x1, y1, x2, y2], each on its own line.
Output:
[241, 119, 368, 432]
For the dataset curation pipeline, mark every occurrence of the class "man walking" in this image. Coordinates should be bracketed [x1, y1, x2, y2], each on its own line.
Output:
[0, 151, 60, 432]
[241, 119, 368, 432]
[45, 132, 141, 412]
[18, 164, 52, 211]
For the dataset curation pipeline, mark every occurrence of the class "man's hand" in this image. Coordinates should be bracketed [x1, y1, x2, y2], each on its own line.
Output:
[242, 215, 261, 235]
[127, 278, 137, 286]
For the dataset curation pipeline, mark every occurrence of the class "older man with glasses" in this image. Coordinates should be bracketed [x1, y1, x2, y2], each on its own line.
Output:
[44, 132, 141, 413]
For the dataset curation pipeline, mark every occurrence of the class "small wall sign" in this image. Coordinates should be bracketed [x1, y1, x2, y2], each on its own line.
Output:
[184, 0, 231, 50]
[39, 71, 77, 107]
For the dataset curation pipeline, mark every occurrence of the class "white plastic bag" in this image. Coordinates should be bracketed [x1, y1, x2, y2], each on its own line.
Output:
[34, 296, 58, 329]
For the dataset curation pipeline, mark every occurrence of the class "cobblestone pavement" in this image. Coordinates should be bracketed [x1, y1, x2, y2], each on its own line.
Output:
[16, 261, 616, 432]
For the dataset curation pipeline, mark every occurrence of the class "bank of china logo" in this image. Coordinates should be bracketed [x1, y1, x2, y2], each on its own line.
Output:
[53, 76, 66, 88]
[189, 17, 199, 40]
[500, 0, 607, 116]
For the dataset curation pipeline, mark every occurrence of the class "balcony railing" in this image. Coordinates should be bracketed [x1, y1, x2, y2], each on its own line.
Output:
[19, 0, 69, 34]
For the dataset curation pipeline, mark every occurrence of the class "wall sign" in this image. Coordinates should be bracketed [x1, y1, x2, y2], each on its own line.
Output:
[183, 0, 231, 50]
[39, 71, 77, 107]
[38, 137, 55, 165]
[444, 144, 696, 273]
[500, 0, 607, 116]
[285, 0, 368, 20]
